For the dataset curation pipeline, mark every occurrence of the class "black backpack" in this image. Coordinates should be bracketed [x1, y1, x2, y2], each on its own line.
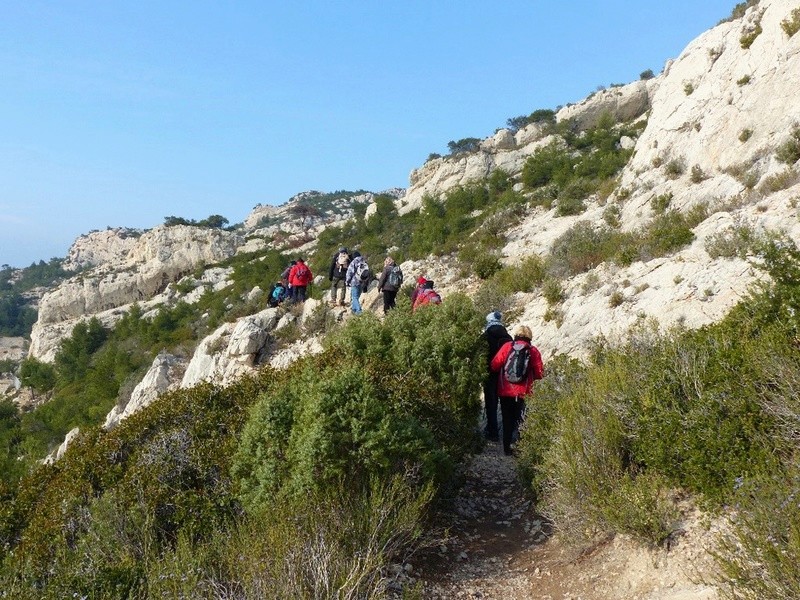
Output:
[386, 265, 403, 288]
[504, 341, 531, 384]
[356, 260, 371, 283]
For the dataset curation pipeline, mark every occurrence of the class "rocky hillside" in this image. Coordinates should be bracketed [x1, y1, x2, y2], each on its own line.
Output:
[3, 0, 800, 422]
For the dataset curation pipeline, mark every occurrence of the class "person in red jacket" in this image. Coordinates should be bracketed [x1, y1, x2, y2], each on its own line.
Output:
[288, 257, 313, 303]
[490, 324, 544, 456]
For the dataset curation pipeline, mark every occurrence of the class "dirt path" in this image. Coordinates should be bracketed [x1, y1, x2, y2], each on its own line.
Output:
[407, 440, 721, 600]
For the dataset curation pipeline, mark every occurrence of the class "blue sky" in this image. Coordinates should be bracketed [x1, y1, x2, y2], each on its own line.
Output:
[1, 1, 736, 268]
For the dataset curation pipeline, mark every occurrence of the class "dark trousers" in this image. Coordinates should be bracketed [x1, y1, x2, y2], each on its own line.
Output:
[482, 376, 500, 439]
[382, 289, 397, 312]
[330, 277, 347, 304]
[293, 285, 307, 302]
[500, 396, 525, 455]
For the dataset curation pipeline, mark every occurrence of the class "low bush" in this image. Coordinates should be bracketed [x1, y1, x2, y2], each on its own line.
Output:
[704, 224, 759, 259]
[233, 294, 484, 507]
[518, 240, 800, 552]
[740, 22, 763, 49]
[490, 255, 547, 295]
[548, 221, 618, 277]
[781, 7, 800, 37]
[776, 126, 800, 165]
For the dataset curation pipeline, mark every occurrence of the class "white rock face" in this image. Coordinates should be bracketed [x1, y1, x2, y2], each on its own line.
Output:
[181, 308, 280, 388]
[0, 337, 27, 362]
[622, 0, 800, 206]
[558, 80, 656, 132]
[63, 228, 142, 271]
[29, 225, 243, 361]
[43, 427, 80, 465]
[104, 352, 186, 430]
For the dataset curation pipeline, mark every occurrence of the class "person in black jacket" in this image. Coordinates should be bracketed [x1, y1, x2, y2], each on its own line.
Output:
[377, 256, 403, 313]
[482, 310, 512, 442]
[328, 246, 351, 306]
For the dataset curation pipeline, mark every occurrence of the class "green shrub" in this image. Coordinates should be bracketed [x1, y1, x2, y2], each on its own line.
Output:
[776, 126, 800, 165]
[0, 373, 269, 595]
[739, 128, 753, 142]
[639, 69, 655, 80]
[608, 290, 625, 307]
[781, 7, 800, 37]
[603, 203, 621, 227]
[725, 0, 759, 23]
[491, 255, 546, 295]
[639, 211, 695, 259]
[690, 165, 707, 183]
[758, 167, 799, 193]
[542, 279, 566, 305]
[652, 192, 673, 213]
[683, 82, 695, 95]
[458, 242, 502, 280]
[601, 472, 678, 546]
[664, 158, 685, 179]
[740, 22, 763, 49]
[233, 295, 484, 507]
[548, 221, 617, 277]
[714, 466, 800, 600]
[705, 224, 759, 259]
[736, 74, 751, 86]
[522, 141, 573, 189]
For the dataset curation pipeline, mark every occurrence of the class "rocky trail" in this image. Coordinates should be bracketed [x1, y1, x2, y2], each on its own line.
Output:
[405, 440, 721, 600]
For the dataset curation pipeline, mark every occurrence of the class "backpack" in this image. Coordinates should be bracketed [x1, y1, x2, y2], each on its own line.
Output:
[386, 265, 403, 288]
[336, 251, 350, 267]
[294, 263, 310, 282]
[271, 284, 285, 301]
[355, 260, 371, 283]
[415, 288, 441, 308]
[504, 341, 531, 384]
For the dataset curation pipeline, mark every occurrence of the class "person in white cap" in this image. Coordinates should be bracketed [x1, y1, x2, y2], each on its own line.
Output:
[482, 311, 512, 442]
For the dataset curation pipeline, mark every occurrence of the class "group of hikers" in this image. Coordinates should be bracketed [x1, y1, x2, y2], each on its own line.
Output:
[267, 246, 442, 315]
[268, 246, 544, 457]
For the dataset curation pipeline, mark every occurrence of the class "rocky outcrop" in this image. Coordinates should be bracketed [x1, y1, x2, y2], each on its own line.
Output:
[104, 352, 186, 430]
[620, 0, 800, 219]
[181, 307, 281, 388]
[63, 228, 142, 271]
[29, 225, 243, 362]
[399, 79, 654, 215]
[0, 337, 27, 363]
[558, 80, 655, 132]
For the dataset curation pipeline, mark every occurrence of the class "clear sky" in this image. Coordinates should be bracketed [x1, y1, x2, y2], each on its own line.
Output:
[1, 1, 737, 268]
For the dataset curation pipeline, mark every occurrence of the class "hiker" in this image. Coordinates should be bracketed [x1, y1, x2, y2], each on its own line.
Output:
[328, 246, 351, 306]
[482, 311, 512, 443]
[410, 276, 427, 306]
[345, 251, 370, 314]
[490, 324, 544, 456]
[267, 281, 287, 308]
[412, 279, 442, 311]
[377, 256, 403, 313]
[288, 257, 313, 303]
[281, 260, 296, 301]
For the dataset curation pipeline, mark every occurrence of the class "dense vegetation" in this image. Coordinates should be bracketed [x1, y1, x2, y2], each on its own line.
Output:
[0, 259, 71, 337]
[516, 239, 800, 598]
[0, 294, 484, 598]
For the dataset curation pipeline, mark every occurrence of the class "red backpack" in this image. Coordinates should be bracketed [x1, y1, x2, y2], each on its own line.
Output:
[294, 263, 310, 284]
[413, 288, 441, 309]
